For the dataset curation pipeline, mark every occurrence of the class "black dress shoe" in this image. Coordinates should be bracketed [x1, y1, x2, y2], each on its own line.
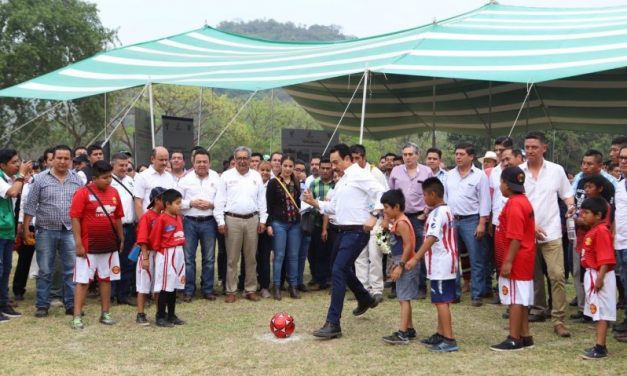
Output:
[313, 321, 342, 338]
[528, 313, 546, 322]
[288, 285, 301, 299]
[353, 296, 379, 316]
[570, 311, 584, 320]
[273, 286, 282, 301]
[297, 284, 309, 292]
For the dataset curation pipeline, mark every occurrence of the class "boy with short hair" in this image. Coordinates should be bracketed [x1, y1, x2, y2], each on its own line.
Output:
[134, 186, 166, 325]
[490, 166, 536, 351]
[69, 160, 125, 329]
[579, 196, 617, 359]
[380, 189, 417, 345]
[149, 189, 186, 327]
[406, 177, 459, 352]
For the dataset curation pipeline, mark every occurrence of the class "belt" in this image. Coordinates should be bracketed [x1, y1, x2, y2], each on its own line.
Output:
[335, 225, 364, 233]
[122, 223, 136, 227]
[185, 215, 214, 222]
[405, 210, 425, 217]
[225, 212, 258, 219]
[454, 214, 479, 220]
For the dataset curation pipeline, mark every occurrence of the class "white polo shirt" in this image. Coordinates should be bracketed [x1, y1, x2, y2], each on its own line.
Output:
[489, 164, 505, 226]
[615, 180, 627, 250]
[179, 169, 220, 217]
[111, 174, 135, 224]
[520, 160, 573, 244]
[133, 165, 175, 211]
[214, 168, 268, 226]
[444, 165, 491, 217]
[318, 163, 385, 225]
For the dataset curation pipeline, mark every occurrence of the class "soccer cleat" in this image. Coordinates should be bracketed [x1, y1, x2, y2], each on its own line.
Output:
[382, 331, 410, 345]
[136, 313, 150, 326]
[581, 345, 608, 360]
[421, 332, 444, 346]
[71, 316, 84, 330]
[429, 339, 459, 353]
[156, 317, 174, 328]
[1, 306, 22, 318]
[490, 336, 524, 352]
[168, 315, 185, 325]
[99, 312, 116, 325]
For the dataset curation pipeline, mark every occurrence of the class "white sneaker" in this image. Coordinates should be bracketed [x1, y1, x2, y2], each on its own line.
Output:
[50, 299, 64, 308]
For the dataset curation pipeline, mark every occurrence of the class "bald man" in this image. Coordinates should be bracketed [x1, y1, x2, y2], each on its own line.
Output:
[133, 147, 176, 217]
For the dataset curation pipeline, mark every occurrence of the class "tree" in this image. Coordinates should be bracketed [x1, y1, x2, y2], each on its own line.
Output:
[0, 0, 116, 152]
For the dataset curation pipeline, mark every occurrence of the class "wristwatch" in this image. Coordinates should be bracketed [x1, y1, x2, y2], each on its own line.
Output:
[370, 210, 381, 218]
[399, 261, 406, 268]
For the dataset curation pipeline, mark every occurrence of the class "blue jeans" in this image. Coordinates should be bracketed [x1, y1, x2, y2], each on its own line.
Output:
[183, 217, 217, 296]
[297, 234, 311, 286]
[408, 216, 427, 293]
[327, 230, 371, 325]
[35, 228, 76, 308]
[0, 239, 14, 307]
[272, 220, 301, 287]
[455, 216, 488, 300]
[617, 248, 627, 316]
[112, 224, 137, 301]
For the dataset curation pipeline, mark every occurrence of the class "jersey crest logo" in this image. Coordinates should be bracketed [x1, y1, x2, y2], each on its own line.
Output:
[164, 224, 176, 232]
[501, 285, 509, 296]
[589, 303, 597, 314]
[112, 266, 120, 274]
[585, 237, 592, 246]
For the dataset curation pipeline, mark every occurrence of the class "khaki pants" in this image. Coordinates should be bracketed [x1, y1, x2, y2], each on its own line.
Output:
[355, 222, 384, 295]
[572, 246, 585, 312]
[531, 239, 566, 326]
[225, 215, 259, 294]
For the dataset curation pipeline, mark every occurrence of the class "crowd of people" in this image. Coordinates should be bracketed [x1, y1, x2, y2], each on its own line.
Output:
[0, 133, 625, 358]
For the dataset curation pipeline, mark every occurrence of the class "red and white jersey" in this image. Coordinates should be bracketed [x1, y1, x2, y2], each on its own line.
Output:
[423, 205, 458, 280]
[136, 209, 159, 251]
[69, 184, 124, 254]
[149, 213, 185, 254]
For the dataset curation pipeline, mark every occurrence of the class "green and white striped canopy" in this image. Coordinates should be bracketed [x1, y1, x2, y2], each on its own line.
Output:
[2, 3, 627, 137]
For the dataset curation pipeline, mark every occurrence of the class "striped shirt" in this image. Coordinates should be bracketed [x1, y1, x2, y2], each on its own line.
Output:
[23, 169, 83, 230]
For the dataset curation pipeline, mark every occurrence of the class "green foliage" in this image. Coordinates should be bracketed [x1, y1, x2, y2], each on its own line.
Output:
[217, 19, 353, 41]
[0, 0, 116, 151]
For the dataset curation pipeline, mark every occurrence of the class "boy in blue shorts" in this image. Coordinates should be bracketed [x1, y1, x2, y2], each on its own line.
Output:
[406, 177, 459, 352]
[380, 189, 417, 345]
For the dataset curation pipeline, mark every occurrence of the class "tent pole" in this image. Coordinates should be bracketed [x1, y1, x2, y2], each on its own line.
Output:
[148, 83, 156, 149]
[104, 93, 107, 140]
[488, 81, 492, 144]
[359, 69, 369, 144]
[270, 88, 274, 154]
[431, 77, 436, 147]
[197, 86, 203, 146]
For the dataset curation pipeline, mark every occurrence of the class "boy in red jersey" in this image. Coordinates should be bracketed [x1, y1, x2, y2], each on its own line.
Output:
[579, 196, 616, 360]
[490, 166, 536, 352]
[69, 161, 124, 329]
[149, 189, 186, 327]
[134, 187, 166, 326]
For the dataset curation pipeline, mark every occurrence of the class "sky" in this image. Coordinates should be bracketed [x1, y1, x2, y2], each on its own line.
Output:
[92, 0, 627, 46]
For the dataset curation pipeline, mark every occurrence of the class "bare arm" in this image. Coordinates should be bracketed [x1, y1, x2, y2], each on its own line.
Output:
[71, 217, 85, 257]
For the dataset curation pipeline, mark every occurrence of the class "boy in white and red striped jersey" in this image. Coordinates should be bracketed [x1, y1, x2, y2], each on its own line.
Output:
[491, 166, 536, 352]
[406, 177, 459, 353]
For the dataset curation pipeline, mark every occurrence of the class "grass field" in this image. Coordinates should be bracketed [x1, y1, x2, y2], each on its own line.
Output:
[2, 270, 626, 375]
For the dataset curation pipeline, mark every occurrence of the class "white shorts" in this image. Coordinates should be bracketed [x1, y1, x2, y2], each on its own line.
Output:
[73, 252, 121, 284]
[136, 250, 156, 294]
[584, 269, 617, 322]
[154, 246, 185, 293]
[498, 276, 533, 306]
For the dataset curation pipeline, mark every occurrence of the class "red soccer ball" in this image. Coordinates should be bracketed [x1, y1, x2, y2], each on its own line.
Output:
[270, 311, 295, 338]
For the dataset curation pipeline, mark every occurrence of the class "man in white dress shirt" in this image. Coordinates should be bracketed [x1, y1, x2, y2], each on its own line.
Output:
[179, 149, 221, 302]
[133, 146, 175, 218]
[214, 146, 267, 303]
[110, 152, 137, 305]
[303, 144, 385, 339]
[351, 144, 388, 301]
[521, 131, 574, 338]
[444, 143, 491, 307]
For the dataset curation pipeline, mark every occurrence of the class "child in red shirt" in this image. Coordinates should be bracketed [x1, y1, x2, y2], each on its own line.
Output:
[134, 187, 167, 326]
[491, 166, 536, 352]
[69, 161, 124, 329]
[579, 196, 617, 360]
[149, 189, 186, 327]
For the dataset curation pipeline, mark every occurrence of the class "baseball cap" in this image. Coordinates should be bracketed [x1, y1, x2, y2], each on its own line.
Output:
[501, 166, 526, 194]
[147, 187, 167, 209]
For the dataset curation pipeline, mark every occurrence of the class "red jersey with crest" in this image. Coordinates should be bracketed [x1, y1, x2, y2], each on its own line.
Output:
[580, 223, 615, 271]
[149, 213, 185, 254]
[495, 193, 536, 280]
[136, 209, 160, 250]
[69, 183, 124, 254]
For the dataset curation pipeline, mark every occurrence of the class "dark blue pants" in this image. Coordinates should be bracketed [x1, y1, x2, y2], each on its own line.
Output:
[326, 229, 371, 326]
[112, 224, 136, 301]
[407, 215, 427, 293]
